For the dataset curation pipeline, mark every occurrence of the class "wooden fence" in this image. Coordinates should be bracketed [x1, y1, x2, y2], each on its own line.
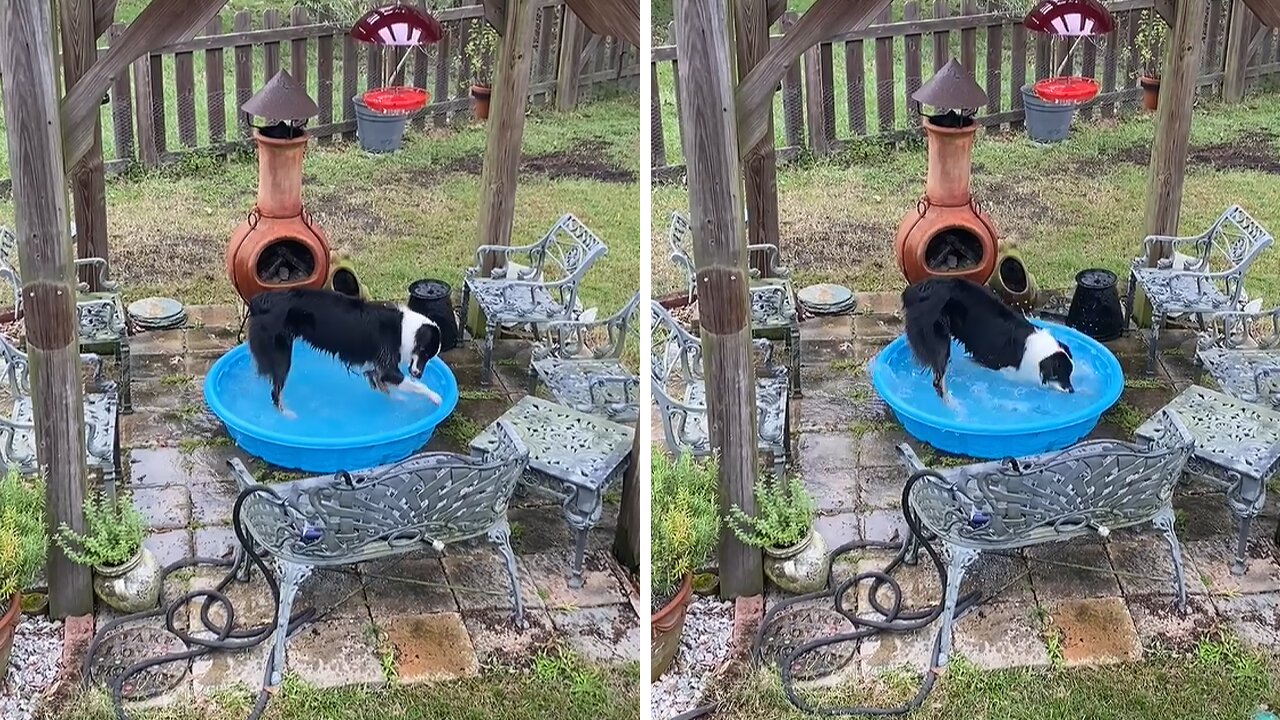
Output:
[651, 0, 1280, 174]
[87, 1, 638, 171]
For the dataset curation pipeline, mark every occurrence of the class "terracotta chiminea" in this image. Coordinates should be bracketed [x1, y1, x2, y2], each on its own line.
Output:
[894, 59, 999, 285]
[226, 70, 331, 302]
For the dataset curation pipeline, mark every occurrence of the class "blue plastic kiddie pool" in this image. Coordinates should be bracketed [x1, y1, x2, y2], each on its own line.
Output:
[869, 320, 1123, 459]
[204, 342, 459, 473]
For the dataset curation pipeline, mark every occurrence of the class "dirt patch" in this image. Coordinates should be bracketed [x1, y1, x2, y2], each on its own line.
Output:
[404, 140, 637, 185]
[113, 231, 226, 299]
[784, 218, 897, 281]
[977, 178, 1068, 229]
[1106, 131, 1280, 174]
[309, 191, 388, 237]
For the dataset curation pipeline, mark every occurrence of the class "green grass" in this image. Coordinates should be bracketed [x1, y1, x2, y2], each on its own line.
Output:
[653, 92, 1280, 303]
[57, 652, 639, 720]
[0, 93, 639, 313]
[711, 634, 1278, 720]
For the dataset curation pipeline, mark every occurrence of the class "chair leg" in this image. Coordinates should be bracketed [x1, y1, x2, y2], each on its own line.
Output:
[117, 337, 132, 415]
[1229, 509, 1254, 577]
[1123, 272, 1137, 332]
[264, 561, 311, 690]
[489, 519, 527, 628]
[568, 527, 589, 589]
[937, 545, 979, 668]
[790, 324, 801, 397]
[459, 284, 472, 341]
[1153, 506, 1188, 612]
[1145, 312, 1163, 375]
[481, 323, 496, 385]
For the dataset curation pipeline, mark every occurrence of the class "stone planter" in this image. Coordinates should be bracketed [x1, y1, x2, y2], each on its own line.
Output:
[0, 592, 19, 674]
[763, 527, 829, 594]
[650, 573, 693, 682]
[93, 547, 162, 614]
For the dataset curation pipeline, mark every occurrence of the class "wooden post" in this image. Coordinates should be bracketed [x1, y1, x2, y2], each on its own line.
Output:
[1143, 0, 1209, 250]
[674, 0, 763, 599]
[556, 8, 587, 111]
[611, 431, 640, 571]
[59, 0, 112, 291]
[0, 0, 92, 619]
[735, 0, 782, 276]
[1223, 0, 1253, 103]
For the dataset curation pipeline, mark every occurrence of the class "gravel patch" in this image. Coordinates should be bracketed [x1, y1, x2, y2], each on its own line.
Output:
[651, 597, 734, 720]
[2, 615, 64, 720]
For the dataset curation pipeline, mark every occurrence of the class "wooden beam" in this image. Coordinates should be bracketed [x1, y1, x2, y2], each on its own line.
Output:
[674, 0, 763, 599]
[735, 0, 782, 272]
[556, 8, 587, 111]
[61, 0, 227, 174]
[475, 0, 539, 264]
[1143, 0, 1209, 258]
[60, 0, 111, 289]
[94, 0, 119, 39]
[0, 0, 92, 619]
[1224, 0, 1254, 102]
[611, 431, 640, 571]
[562, 0, 639, 48]
[1151, 0, 1175, 24]
[481, 0, 503, 31]
[1242, 0, 1280, 27]
[735, 0, 892, 156]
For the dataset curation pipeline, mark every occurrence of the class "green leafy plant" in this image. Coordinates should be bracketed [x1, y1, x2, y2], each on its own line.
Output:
[1136, 9, 1167, 79]
[465, 24, 499, 87]
[0, 469, 46, 599]
[726, 474, 813, 551]
[56, 493, 146, 569]
[651, 453, 719, 599]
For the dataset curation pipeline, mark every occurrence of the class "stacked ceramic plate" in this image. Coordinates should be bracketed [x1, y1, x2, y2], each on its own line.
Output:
[128, 297, 187, 331]
[797, 283, 856, 316]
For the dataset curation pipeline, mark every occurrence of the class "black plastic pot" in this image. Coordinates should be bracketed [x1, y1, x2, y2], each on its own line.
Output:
[1066, 268, 1125, 341]
[408, 279, 460, 350]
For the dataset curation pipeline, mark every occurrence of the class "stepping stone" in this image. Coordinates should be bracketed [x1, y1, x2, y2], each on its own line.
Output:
[383, 612, 480, 683]
[1044, 597, 1142, 666]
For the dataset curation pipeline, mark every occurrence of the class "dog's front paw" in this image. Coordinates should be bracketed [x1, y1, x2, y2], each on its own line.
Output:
[426, 389, 443, 405]
[280, 407, 298, 420]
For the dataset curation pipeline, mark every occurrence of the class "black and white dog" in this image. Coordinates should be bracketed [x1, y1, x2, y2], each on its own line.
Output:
[247, 288, 444, 417]
[902, 277, 1074, 398]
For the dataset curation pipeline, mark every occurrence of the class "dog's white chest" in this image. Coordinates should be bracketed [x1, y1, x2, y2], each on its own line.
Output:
[997, 329, 1059, 385]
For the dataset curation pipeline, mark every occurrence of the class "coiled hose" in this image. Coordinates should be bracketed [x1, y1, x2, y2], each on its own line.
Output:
[82, 486, 317, 720]
[672, 469, 981, 719]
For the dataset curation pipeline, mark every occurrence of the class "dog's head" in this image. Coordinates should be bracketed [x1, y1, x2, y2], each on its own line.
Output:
[408, 321, 442, 379]
[1038, 342, 1074, 393]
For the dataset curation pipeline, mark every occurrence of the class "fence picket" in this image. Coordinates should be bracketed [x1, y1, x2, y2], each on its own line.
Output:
[175, 45, 196, 147]
[317, 31, 335, 142]
[846, 39, 866, 136]
[874, 7, 895, 133]
[205, 16, 226, 144]
[263, 10, 281, 78]
[1010, 22, 1027, 129]
[108, 24, 134, 162]
[233, 11, 253, 137]
[291, 7, 310, 89]
[932, 0, 949, 73]
[986, 22, 1003, 122]
[903, 2, 922, 127]
[342, 32, 358, 140]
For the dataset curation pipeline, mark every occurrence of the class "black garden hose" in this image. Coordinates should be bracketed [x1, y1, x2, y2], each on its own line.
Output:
[672, 469, 983, 719]
[82, 486, 318, 720]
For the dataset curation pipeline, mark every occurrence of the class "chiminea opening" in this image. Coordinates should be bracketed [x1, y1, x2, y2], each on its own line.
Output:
[999, 256, 1029, 293]
[926, 110, 975, 129]
[332, 268, 361, 297]
[257, 238, 318, 284]
[258, 121, 307, 141]
[925, 228, 984, 272]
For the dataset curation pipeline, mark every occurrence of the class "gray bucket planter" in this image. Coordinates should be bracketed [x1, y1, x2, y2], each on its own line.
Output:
[1020, 85, 1077, 144]
[353, 95, 411, 154]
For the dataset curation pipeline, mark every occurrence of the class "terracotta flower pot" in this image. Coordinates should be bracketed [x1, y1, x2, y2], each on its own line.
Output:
[0, 592, 19, 675]
[650, 573, 693, 682]
[1139, 76, 1160, 112]
[471, 84, 492, 121]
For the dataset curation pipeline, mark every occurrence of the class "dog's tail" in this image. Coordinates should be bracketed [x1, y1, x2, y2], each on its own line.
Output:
[246, 291, 301, 410]
[901, 280, 953, 394]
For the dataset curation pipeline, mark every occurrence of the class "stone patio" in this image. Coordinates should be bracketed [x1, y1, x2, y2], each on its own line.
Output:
[780, 292, 1280, 678]
[98, 306, 639, 703]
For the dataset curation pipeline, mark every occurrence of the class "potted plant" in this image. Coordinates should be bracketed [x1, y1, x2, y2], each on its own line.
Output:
[727, 474, 827, 594]
[1136, 9, 1166, 111]
[466, 24, 498, 120]
[651, 452, 718, 682]
[56, 492, 160, 613]
[0, 469, 45, 672]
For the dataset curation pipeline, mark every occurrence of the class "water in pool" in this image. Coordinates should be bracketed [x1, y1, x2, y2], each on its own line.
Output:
[873, 337, 1108, 428]
[209, 342, 449, 442]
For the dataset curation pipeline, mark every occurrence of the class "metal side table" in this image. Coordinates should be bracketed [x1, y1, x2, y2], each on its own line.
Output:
[1136, 385, 1280, 575]
[471, 395, 635, 588]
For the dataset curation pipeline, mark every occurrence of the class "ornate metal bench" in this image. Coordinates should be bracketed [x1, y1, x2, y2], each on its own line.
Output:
[532, 291, 640, 423]
[461, 214, 608, 384]
[0, 333, 119, 489]
[667, 211, 801, 395]
[898, 409, 1195, 667]
[227, 420, 530, 690]
[651, 300, 789, 478]
[0, 226, 132, 412]
[1125, 205, 1273, 373]
[1196, 306, 1280, 409]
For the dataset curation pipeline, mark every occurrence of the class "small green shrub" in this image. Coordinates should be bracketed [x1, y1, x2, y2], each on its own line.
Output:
[56, 493, 146, 569]
[651, 453, 719, 598]
[1136, 9, 1168, 79]
[0, 469, 46, 599]
[726, 475, 813, 550]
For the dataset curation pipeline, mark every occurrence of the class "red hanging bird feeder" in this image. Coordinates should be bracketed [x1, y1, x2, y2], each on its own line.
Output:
[351, 4, 442, 115]
[1023, 0, 1114, 104]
